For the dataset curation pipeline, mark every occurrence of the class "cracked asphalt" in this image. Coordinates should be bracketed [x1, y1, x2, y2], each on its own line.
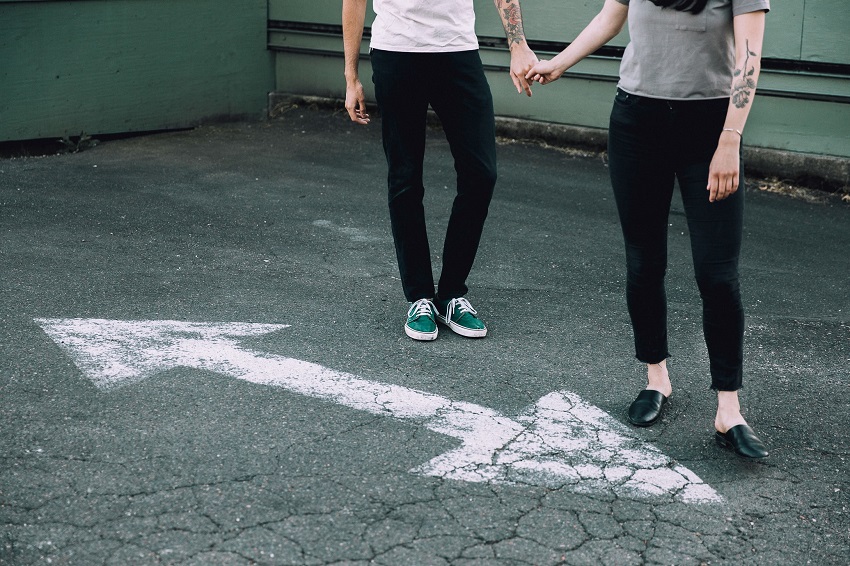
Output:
[1, 105, 848, 565]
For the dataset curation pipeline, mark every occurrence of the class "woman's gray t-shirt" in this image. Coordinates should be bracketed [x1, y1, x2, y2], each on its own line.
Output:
[614, 0, 770, 100]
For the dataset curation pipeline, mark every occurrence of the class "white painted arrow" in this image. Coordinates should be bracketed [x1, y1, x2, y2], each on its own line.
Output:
[36, 318, 721, 503]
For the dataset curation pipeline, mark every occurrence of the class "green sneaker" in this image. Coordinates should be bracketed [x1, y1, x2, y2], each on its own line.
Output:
[436, 297, 487, 338]
[405, 298, 438, 341]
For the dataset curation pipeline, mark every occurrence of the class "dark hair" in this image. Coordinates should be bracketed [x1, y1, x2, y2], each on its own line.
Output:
[648, 0, 709, 14]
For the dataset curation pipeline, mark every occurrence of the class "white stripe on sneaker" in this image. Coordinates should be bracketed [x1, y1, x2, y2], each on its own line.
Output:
[406, 299, 438, 341]
[437, 297, 487, 338]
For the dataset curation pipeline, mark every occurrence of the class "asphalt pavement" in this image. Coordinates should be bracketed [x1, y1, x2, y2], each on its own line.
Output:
[1, 105, 848, 565]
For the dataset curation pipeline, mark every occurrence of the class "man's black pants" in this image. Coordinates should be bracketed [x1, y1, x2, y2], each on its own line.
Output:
[371, 49, 497, 302]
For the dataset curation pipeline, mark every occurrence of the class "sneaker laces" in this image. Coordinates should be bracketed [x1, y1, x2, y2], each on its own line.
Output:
[445, 297, 477, 321]
[408, 298, 435, 320]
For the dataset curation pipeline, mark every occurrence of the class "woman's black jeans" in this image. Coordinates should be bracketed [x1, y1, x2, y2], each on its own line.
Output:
[371, 49, 497, 302]
[607, 89, 745, 391]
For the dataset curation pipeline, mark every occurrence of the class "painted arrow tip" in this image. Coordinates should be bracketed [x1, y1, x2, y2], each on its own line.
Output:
[413, 391, 722, 504]
[35, 318, 289, 389]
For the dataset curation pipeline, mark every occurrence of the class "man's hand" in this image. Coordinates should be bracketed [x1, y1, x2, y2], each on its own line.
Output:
[510, 43, 539, 96]
[345, 79, 370, 125]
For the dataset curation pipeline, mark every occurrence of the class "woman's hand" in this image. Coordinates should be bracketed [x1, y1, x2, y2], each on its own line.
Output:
[524, 0, 628, 87]
[526, 59, 565, 85]
[707, 133, 741, 202]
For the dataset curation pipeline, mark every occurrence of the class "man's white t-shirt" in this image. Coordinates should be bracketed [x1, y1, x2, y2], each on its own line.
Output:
[370, 0, 479, 52]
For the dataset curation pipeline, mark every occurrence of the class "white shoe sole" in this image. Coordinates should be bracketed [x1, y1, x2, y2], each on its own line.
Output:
[405, 325, 438, 341]
[436, 315, 487, 338]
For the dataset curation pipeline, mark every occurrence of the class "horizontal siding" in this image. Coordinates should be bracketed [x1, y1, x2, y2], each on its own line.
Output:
[268, 0, 846, 65]
[270, 25, 850, 157]
[475, 0, 630, 48]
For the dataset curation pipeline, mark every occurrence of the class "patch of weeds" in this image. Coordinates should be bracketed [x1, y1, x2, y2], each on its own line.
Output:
[59, 132, 99, 153]
[753, 176, 849, 205]
[269, 101, 301, 119]
[270, 97, 347, 120]
[497, 136, 602, 159]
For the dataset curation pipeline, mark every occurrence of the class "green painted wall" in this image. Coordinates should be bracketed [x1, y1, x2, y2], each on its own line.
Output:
[801, 2, 850, 63]
[0, 0, 274, 142]
[3, 0, 847, 157]
[270, 0, 850, 159]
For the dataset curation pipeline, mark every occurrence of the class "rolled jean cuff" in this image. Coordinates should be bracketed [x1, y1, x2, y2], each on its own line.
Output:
[710, 384, 743, 392]
[635, 351, 670, 365]
[710, 376, 743, 391]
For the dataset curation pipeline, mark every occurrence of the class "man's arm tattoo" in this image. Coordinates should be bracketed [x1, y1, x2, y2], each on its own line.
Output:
[496, 0, 525, 46]
[731, 40, 758, 109]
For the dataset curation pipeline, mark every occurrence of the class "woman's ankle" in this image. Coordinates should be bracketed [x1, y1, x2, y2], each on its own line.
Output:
[646, 361, 672, 397]
[715, 390, 748, 433]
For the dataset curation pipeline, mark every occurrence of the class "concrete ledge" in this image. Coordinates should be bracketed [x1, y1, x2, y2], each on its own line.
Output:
[743, 146, 849, 193]
[493, 116, 609, 154]
[495, 116, 850, 193]
[270, 92, 850, 193]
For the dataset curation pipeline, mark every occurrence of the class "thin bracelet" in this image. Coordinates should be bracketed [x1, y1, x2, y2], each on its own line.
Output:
[722, 128, 743, 138]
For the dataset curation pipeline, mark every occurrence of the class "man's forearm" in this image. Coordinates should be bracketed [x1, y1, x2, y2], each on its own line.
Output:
[342, 0, 368, 80]
[493, 0, 528, 48]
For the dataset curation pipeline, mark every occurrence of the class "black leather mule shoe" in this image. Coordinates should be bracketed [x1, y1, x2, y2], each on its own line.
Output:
[715, 425, 769, 459]
[627, 389, 669, 427]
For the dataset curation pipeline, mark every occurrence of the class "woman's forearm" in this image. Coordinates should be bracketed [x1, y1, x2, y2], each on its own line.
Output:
[550, 0, 628, 73]
[720, 11, 767, 141]
[707, 10, 767, 202]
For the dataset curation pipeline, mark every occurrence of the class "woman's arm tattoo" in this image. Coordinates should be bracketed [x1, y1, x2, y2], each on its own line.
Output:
[731, 40, 759, 109]
[495, 0, 525, 46]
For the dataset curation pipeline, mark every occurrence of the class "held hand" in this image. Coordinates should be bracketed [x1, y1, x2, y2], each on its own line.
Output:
[345, 80, 370, 125]
[707, 136, 741, 202]
[510, 43, 539, 97]
[525, 59, 565, 85]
